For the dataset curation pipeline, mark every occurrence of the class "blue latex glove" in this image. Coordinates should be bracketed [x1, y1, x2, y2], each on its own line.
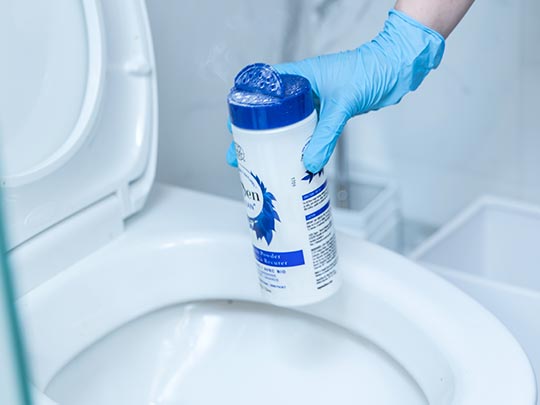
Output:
[227, 9, 445, 173]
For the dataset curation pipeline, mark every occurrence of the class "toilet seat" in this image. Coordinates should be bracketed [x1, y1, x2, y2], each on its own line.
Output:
[18, 185, 536, 405]
[1, 0, 157, 297]
[1, 0, 536, 404]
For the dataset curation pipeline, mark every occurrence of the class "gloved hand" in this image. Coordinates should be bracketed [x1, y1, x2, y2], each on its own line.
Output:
[227, 9, 445, 173]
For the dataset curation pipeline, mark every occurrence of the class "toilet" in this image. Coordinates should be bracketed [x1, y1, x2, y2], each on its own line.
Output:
[1, 1, 536, 405]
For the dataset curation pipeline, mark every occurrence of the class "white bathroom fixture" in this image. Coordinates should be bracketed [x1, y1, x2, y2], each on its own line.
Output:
[330, 173, 401, 249]
[0, 1, 536, 405]
[411, 196, 540, 404]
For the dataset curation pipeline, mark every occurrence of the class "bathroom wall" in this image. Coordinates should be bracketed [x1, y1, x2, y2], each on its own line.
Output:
[327, 0, 540, 225]
[146, 0, 289, 200]
[147, 0, 540, 226]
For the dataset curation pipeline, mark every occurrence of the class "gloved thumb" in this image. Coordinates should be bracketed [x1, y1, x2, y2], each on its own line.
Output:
[274, 62, 320, 97]
[303, 99, 349, 173]
[273, 62, 309, 79]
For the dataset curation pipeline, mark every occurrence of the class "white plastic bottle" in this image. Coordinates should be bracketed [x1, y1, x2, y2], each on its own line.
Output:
[227, 63, 340, 306]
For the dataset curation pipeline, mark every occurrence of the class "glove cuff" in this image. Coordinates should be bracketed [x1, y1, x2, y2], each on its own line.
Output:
[360, 8, 446, 112]
[388, 9, 446, 72]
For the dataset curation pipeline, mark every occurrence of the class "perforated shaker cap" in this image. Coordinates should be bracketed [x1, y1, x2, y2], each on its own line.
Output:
[227, 63, 314, 130]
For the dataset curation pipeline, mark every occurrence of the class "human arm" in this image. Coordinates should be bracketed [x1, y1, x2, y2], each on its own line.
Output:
[395, 0, 474, 38]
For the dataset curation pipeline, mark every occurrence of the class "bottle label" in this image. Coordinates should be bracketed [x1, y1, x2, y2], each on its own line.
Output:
[232, 114, 340, 305]
[238, 165, 280, 245]
[301, 177, 338, 290]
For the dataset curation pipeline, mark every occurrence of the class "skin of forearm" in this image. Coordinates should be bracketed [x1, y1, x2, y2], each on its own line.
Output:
[394, 0, 475, 38]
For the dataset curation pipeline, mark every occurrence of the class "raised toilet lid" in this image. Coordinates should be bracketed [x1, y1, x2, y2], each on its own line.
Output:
[0, 0, 157, 294]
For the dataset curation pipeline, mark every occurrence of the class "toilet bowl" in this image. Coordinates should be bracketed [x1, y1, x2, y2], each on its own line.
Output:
[1, 1, 536, 405]
[14, 185, 537, 405]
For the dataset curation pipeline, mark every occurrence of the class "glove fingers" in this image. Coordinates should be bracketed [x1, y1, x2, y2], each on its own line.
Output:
[273, 62, 305, 77]
[303, 100, 349, 173]
[226, 141, 238, 168]
[274, 60, 321, 97]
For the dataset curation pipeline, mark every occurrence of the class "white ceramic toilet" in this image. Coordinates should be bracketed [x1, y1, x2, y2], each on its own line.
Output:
[1, 1, 536, 405]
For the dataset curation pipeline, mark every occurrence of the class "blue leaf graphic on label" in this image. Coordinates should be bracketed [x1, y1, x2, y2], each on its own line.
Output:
[301, 169, 324, 183]
[239, 166, 280, 245]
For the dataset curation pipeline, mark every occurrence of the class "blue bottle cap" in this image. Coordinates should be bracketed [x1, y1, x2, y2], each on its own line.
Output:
[227, 63, 314, 130]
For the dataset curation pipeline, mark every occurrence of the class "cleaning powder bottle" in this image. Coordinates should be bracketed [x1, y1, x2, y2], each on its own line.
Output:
[227, 63, 340, 306]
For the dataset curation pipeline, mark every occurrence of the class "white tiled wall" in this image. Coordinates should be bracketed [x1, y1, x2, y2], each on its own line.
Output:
[146, 0, 289, 200]
[340, 0, 540, 225]
[147, 0, 540, 227]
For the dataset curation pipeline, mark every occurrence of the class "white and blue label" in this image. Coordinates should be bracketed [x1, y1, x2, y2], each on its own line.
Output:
[253, 246, 305, 267]
[238, 164, 280, 245]
[232, 112, 340, 305]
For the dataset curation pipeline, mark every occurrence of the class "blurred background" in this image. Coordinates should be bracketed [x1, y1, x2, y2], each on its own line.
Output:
[147, 0, 540, 252]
